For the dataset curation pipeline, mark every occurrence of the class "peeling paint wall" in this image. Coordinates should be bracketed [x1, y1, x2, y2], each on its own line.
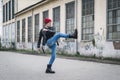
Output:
[5, 0, 120, 59]
[78, 32, 120, 58]
[79, 33, 104, 57]
[57, 41, 77, 54]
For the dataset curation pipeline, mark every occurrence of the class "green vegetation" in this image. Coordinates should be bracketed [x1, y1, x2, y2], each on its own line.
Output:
[0, 45, 120, 63]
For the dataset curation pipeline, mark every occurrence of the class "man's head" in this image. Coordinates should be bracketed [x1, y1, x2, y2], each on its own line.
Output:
[44, 18, 52, 27]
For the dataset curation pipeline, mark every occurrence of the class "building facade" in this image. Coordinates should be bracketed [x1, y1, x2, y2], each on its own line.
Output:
[2, 0, 120, 58]
[2, 0, 15, 48]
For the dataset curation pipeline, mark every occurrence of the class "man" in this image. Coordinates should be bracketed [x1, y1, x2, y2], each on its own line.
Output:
[37, 18, 78, 73]
[37, 19, 58, 54]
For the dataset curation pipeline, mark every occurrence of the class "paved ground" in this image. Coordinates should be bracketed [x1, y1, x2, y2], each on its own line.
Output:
[0, 51, 120, 80]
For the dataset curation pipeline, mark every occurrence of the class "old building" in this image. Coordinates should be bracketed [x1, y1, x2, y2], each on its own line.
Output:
[2, 0, 120, 58]
[2, 0, 15, 48]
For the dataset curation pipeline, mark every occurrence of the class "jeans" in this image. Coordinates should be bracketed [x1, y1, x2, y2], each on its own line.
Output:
[47, 32, 69, 65]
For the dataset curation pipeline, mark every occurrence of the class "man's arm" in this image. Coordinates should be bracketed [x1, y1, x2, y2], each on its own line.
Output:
[42, 30, 47, 46]
[37, 29, 43, 48]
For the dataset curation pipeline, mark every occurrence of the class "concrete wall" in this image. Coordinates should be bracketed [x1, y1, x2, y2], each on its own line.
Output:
[2, 23, 15, 48]
[3, 0, 120, 58]
[16, 0, 77, 51]
[3, 0, 9, 4]
[2, 0, 15, 47]
[78, 0, 120, 58]
[17, 0, 42, 12]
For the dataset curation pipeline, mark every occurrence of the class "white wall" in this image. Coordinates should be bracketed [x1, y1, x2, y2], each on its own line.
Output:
[17, 0, 42, 12]
[15, 0, 120, 58]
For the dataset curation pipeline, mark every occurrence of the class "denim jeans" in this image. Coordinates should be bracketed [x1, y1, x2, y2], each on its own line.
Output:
[47, 32, 69, 65]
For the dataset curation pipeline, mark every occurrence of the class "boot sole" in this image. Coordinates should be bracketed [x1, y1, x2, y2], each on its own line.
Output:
[46, 71, 55, 74]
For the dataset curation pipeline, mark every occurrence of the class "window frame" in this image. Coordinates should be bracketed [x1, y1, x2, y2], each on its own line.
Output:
[28, 16, 32, 42]
[17, 21, 20, 42]
[81, 0, 94, 41]
[34, 13, 39, 42]
[53, 6, 60, 32]
[43, 10, 49, 26]
[65, 1, 75, 34]
[22, 19, 26, 42]
[107, 0, 120, 41]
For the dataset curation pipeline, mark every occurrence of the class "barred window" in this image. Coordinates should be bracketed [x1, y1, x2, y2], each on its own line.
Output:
[12, 0, 14, 19]
[43, 10, 48, 26]
[28, 16, 32, 42]
[6, 25, 9, 42]
[17, 21, 20, 42]
[9, 1, 11, 20]
[66, 1, 75, 34]
[3, 5, 5, 22]
[3, 26, 5, 42]
[53, 6, 60, 32]
[107, 0, 120, 40]
[22, 19, 25, 42]
[82, 0, 94, 40]
[34, 14, 39, 42]
[6, 3, 8, 22]
[11, 23, 15, 42]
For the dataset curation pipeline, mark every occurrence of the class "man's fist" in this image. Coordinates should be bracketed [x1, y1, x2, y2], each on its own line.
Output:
[37, 48, 41, 53]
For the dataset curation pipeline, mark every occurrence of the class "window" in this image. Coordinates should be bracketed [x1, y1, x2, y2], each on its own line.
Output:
[5, 25, 8, 42]
[66, 1, 75, 34]
[82, 0, 94, 40]
[9, 1, 11, 20]
[28, 16, 32, 42]
[6, 3, 8, 22]
[11, 23, 15, 42]
[43, 10, 48, 26]
[3, 5, 5, 22]
[34, 14, 39, 42]
[22, 19, 25, 42]
[12, 0, 14, 19]
[53, 6, 60, 32]
[17, 21, 20, 42]
[107, 0, 120, 40]
[7, 2, 9, 21]
[3, 26, 5, 42]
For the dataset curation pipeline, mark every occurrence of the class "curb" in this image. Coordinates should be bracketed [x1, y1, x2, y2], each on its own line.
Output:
[57, 55, 120, 65]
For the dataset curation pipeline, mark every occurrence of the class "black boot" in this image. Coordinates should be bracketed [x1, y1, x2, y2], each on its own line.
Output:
[69, 29, 78, 39]
[46, 64, 55, 73]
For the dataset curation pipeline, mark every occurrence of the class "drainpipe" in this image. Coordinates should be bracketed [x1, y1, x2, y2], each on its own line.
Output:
[75, 0, 78, 54]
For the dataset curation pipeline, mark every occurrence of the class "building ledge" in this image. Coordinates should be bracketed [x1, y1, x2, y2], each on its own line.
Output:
[15, 0, 52, 16]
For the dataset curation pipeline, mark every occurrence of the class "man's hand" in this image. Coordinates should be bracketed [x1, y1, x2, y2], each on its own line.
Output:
[37, 48, 41, 53]
[37, 48, 41, 51]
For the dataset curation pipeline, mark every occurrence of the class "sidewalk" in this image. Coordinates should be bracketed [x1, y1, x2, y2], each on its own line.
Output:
[1, 50, 120, 65]
[14, 51, 120, 65]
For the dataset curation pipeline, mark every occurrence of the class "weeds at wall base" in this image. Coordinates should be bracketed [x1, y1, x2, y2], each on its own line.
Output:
[0, 48, 120, 63]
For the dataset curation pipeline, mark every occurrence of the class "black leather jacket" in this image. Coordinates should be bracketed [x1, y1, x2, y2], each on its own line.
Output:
[37, 27, 58, 48]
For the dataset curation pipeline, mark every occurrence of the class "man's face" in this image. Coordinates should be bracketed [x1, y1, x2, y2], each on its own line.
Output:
[47, 22, 51, 27]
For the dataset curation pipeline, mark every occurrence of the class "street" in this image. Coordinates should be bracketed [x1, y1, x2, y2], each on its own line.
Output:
[0, 51, 120, 80]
